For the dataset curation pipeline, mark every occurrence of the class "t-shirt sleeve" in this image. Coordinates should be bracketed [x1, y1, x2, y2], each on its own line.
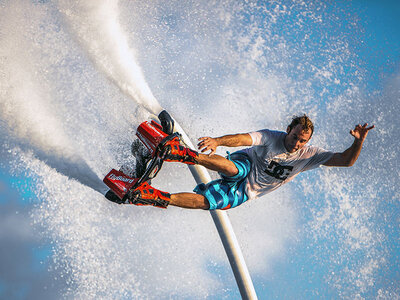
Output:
[249, 129, 274, 146]
[302, 146, 334, 172]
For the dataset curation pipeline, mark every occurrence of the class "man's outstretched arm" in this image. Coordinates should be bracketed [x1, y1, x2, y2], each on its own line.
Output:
[323, 123, 375, 167]
[197, 133, 253, 155]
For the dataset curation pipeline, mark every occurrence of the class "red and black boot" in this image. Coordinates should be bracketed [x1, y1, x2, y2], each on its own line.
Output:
[128, 181, 171, 208]
[160, 137, 199, 165]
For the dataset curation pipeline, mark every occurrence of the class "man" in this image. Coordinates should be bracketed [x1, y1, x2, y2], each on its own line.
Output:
[131, 115, 374, 210]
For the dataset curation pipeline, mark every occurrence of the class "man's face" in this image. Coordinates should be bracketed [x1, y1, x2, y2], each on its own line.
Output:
[284, 124, 312, 153]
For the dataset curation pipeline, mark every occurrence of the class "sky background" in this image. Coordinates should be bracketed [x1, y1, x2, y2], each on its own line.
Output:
[1, 0, 399, 299]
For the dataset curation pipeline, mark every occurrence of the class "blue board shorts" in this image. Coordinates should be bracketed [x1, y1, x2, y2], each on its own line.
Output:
[193, 151, 251, 210]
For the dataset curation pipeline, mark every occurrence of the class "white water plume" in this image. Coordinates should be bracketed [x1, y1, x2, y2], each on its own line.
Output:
[58, 0, 163, 115]
[0, 2, 105, 194]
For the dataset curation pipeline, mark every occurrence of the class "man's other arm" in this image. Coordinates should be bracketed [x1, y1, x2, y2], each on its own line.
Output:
[323, 123, 374, 167]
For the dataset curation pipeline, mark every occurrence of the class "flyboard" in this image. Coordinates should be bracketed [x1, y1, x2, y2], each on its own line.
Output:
[103, 110, 178, 207]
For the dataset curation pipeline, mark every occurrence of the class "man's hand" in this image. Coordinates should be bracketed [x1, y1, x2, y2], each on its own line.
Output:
[198, 137, 219, 155]
[350, 123, 375, 142]
[197, 133, 252, 156]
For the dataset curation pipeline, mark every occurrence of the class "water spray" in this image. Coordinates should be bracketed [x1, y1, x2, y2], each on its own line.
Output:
[59, 1, 257, 297]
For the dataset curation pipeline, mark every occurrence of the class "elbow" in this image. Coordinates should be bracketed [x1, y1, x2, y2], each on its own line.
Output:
[325, 153, 358, 167]
[345, 159, 356, 167]
[341, 153, 358, 167]
[335, 157, 356, 167]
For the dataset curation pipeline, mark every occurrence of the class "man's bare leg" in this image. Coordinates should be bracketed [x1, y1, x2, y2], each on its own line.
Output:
[166, 154, 236, 210]
[151, 146, 237, 209]
[196, 153, 238, 177]
[170, 193, 209, 209]
[134, 154, 236, 209]
[162, 139, 238, 176]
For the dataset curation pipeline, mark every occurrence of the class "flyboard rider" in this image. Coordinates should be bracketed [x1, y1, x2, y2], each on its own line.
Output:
[111, 115, 374, 210]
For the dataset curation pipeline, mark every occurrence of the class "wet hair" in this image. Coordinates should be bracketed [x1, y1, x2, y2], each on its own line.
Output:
[288, 114, 314, 137]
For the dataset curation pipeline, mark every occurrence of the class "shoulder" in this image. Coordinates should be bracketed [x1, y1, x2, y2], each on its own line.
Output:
[249, 129, 285, 146]
[297, 145, 334, 171]
[249, 129, 286, 138]
[299, 145, 332, 157]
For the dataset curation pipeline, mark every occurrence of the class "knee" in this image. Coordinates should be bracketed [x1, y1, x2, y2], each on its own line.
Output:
[201, 199, 210, 210]
[192, 194, 210, 210]
[224, 164, 239, 177]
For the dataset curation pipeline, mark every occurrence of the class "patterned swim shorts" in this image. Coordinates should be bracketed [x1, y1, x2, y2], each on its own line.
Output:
[193, 151, 251, 210]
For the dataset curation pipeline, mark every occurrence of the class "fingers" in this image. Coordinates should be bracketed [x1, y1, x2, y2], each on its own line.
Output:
[197, 136, 209, 149]
[200, 146, 215, 155]
[197, 137, 217, 155]
[353, 123, 375, 131]
[350, 122, 375, 140]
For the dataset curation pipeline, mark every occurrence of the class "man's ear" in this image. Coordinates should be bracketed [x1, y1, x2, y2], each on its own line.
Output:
[286, 126, 291, 134]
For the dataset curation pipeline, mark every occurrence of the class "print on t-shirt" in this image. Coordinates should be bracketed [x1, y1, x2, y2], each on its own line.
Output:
[264, 160, 293, 180]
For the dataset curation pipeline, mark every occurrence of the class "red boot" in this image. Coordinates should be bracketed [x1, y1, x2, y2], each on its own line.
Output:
[161, 137, 198, 165]
[128, 181, 171, 208]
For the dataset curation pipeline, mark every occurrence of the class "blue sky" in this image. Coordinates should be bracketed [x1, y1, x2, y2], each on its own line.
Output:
[1, 1, 400, 299]
[347, 0, 400, 86]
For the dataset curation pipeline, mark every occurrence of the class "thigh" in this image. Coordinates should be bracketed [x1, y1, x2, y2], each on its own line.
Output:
[193, 179, 248, 210]
[220, 152, 251, 183]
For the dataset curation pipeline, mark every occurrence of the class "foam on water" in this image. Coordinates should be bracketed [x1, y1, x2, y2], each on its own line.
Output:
[0, 0, 399, 298]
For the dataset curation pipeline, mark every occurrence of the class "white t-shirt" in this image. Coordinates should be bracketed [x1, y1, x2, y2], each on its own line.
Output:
[240, 129, 334, 200]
